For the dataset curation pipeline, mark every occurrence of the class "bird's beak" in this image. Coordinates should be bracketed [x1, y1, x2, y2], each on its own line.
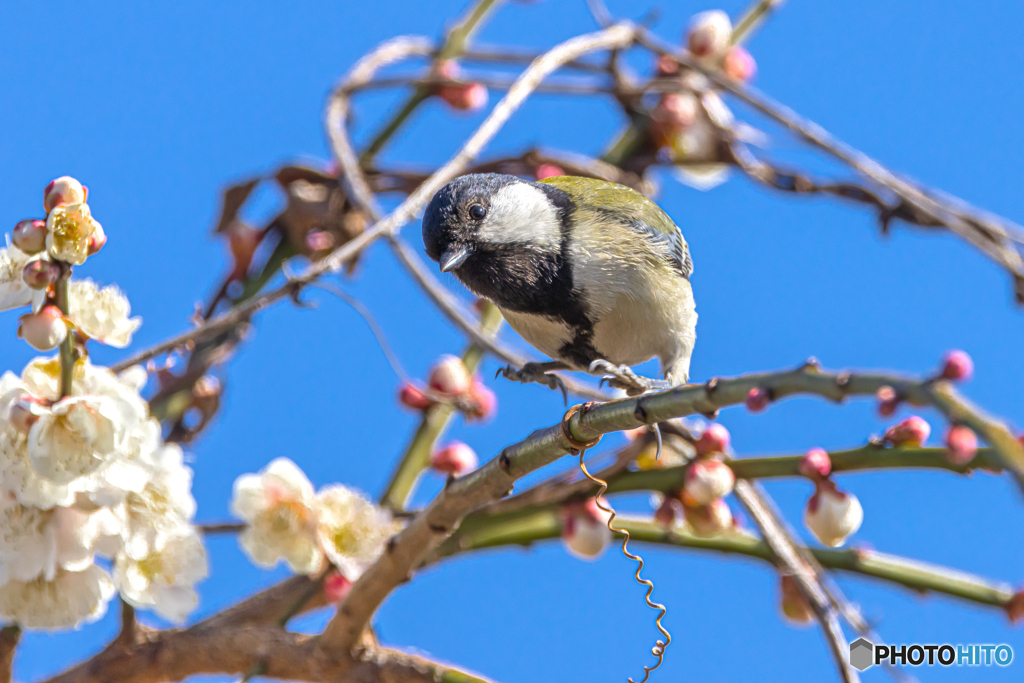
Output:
[439, 245, 473, 273]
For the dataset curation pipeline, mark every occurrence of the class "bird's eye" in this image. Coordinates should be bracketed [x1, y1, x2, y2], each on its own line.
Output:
[468, 204, 487, 220]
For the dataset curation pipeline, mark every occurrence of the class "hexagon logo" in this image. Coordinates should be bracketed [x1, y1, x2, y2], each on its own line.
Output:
[850, 637, 875, 671]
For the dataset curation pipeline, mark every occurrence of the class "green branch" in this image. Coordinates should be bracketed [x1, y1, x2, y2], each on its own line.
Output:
[433, 509, 1015, 610]
[379, 302, 504, 510]
[54, 276, 75, 398]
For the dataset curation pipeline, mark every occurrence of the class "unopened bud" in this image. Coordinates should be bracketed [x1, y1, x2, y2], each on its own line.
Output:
[535, 164, 565, 180]
[465, 380, 497, 421]
[17, 305, 68, 350]
[804, 481, 863, 547]
[227, 223, 262, 280]
[305, 228, 335, 252]
[561, 498, 612, 560]
[686, 10, 732, 59]
[884, 416, 931, 447]
[323, 570, 352, 603]
[940, 349, 973, 381]
[431, 441, 478, 476]
[695, 423, 730, 456]
[655, 54, 680, 77]
[1005, 589, 1024, 624]
[798, 448, 832, 480]
[43, 176, 87, 213]
[876, 385, 899, 417]
[654, 496, 678, 526]
[22, 260, 60, 290]
[434, 61, 488, 112]
[87, 222, 106, 255]
[398, 383, 432, 411]
[779, 575, 814, 626]
[945, 425, 978, 465]
[9, 395, 46, 435]
[649, 93, 698, 149]
[12, 219, 48, 255]
[683, 459, 735, 506]
[428, 355, 471, 396]
[746, 386, 770, 412]
[683, 498, 733, 537]
[722, 46, 756, 82]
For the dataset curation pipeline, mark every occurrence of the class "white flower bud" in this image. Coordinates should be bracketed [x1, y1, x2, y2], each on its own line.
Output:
[683, 498, 733, 537]
[428, 354, 472, 396]
[683, 459, 735, 506]
[43, 177, 88, 214]
[18, 305, 68, 351]
[687, 10, 732, 59]
[561, 499, 612, 560]
[804, 483, 863, 547]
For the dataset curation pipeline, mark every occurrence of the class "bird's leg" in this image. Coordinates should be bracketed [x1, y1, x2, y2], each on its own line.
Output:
[498, 360, 570, 402]
[588, 360, 672, 396]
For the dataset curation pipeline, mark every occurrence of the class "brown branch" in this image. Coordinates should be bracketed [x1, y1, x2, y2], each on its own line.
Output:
[0, 627, 18, 683]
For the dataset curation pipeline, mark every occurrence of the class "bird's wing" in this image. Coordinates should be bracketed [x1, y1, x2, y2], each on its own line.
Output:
[539, 176, 693, 278]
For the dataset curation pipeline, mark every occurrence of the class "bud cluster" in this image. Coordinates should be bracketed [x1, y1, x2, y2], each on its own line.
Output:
[398, 354, 497, 422]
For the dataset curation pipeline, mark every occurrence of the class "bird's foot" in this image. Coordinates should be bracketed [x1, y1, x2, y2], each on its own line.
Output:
[497, 361, 568, 403]
[588, 360, 672, 396]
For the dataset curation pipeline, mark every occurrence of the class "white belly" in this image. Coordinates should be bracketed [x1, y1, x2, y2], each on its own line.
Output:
[500, 309, 574, 362]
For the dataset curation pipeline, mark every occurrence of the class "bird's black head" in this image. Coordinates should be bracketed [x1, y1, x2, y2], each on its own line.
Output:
[422, 173, 565, 274]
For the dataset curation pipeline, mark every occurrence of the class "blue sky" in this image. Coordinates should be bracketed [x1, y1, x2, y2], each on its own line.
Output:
[2, 0, 1023, 681]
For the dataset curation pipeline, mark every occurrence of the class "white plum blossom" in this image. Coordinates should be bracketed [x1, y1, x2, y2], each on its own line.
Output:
[27, 396, 123, 483]
[0, 504, 116, 585]
[115, 443, 197, 555]
[231, 457, 322, 574]
[314, 485, 400, 579]
[68, 279, 141, 347]
[0, 564, 115, 630]
[46, 203, 100, 265]
[114, 526, 207, 623]
[0, 243, 46, 312]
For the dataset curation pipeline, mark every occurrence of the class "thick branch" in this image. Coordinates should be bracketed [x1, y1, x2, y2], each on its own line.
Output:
[318, 361, 1020, 653]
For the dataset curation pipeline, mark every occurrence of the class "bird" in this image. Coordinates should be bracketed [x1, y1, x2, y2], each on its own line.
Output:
[421, 173, 696, 395]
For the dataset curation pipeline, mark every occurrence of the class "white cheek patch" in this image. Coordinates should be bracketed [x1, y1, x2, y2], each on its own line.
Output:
[477, 183, 561, 249]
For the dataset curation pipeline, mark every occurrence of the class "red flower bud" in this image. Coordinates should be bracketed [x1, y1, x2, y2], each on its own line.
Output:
[655, 54, 680, 77]
[648, 93, 698, 149]
[940, 350, 973, 381]
[745, 387, 770, 412]
[654, 497, 678, 526]
[1005, 589, 1024, 624]
[431, 441, 478, 476]
[398, 383, 432, 411]
[695, 423, 730, 456]
[798, 448, 832, 480]
[945, 425, 978, 465]
[305, 228, 335, 252]
[12, 219, 47, 255]
[428, 355, 471, 396]
[884, 416, 931, 447]
[87, 222, 107, 255]
[323, 570, 352, 603]
[465, 380, 497, 421]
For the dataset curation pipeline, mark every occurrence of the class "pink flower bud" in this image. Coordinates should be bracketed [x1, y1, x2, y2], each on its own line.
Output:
[780, 575, 814, 626]
[655, 54, 680, 77]
[431, 441, 478, 476]
[683, 459, 735, 505]
[17, 305, 68, 351]
[648, 93, 698, 149]
[695, 423, 730, 456]
[465, 380, 497, 421]
[884, 416, 931, 447]
[428, 355, 471, 396]
[945, 425, 978, 465]
[561, 498, 612, 559]
[305, 228, 335, 252]
[323, 570, 352, 603]
[722, 46, 756, 82]
[804, 481, 863, 547]
[876, 386, 899, 417]
[534, 164, 565, 180]
[683, 498, 733, 537]
[654, 497, 679, 526]
[12, 219, 48, 255]
[9, 395, 46, 435]
[87, 222, 106, 255]
[438, 82, 488, 112]
[21, 260, 60, 290]
[43, 176, 88, 213]
[398, 383, 432, 411]
[940, 349, 973, 381]
[798, 448, 832, 480]
[745, 386, 770, 412]
[686, 10, 732, 59]
[227, 223, 262, 280]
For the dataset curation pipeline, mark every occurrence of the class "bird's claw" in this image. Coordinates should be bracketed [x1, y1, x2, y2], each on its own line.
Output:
[588, 360, 670, 396]
[498, 363, 568, 404]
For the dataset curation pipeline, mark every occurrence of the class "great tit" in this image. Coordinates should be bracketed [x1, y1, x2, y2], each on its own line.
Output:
[422, 173, 696, 394]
